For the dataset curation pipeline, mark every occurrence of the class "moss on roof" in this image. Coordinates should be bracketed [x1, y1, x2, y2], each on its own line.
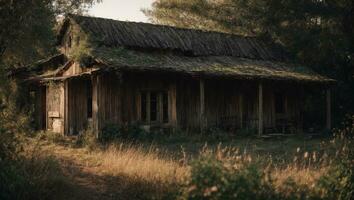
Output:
[91, 47, 334, 83]
[58, 14, 288, 61]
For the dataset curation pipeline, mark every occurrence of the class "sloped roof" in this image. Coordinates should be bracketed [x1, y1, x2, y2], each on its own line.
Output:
[41, 15, 334, 84]
[58, 14, 288, 61]
[91, 47, 334, 83]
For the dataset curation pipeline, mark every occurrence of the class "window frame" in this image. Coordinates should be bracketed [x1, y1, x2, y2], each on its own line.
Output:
[140, 90, 169, 125]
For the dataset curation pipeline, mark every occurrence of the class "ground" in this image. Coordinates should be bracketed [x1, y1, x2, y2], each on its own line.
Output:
[25, 134, 332, 200]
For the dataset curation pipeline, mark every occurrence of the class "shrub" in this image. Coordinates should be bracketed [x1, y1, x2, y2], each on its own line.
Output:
[182, 155, 277, 200]
[39, 131, 66, 144]
[100, 123, 149, 142]
[100, 123, 122, 142]
[313, 128, 354, 200]
[76, 128, 99, 150]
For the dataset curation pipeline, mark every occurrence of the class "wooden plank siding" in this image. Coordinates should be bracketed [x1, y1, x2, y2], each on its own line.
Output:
[46, 83, 65, 134]
[45, 71, 304, 135]
[66, 78, 89, 135]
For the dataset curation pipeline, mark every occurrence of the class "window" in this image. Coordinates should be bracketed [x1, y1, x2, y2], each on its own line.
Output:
[141, 92, 147, 122]
[275, 93, 286, 114]
[140, 91, 169, 124]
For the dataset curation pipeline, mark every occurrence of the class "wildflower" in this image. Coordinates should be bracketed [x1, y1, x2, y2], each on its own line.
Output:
[312, 152, 317, 162]
[188, 185, 197, 193]
[304, 152, 309, 158]
[297, 147, 301, 153]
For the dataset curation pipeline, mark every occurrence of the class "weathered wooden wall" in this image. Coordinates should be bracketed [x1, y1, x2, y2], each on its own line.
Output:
[57, 71, 304, 135]
[175, 78, 303, 132]
[46, 83, 65, 134]
[66, 78, 89, 135]
[34, 86, 46, 130]
[92, 72, 178, 132]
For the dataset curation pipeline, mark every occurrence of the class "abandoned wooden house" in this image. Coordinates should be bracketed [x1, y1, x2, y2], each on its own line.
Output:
[15, 14, 335, 136]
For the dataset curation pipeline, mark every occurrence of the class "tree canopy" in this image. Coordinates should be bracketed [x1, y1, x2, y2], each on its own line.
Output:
[0, 0, 101, 67]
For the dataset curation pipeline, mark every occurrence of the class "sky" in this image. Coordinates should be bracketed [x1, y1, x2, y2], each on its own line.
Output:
[88, 0, 155, 22]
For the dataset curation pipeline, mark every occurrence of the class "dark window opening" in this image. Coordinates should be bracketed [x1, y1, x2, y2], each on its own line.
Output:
[163, 92, 169, 123]
[141, 92, 147, 122]
[150, 92, 158, 121]
[140, 91, 169, 124]
[87, 81, 93, 118]
[275, 94, 286, 114]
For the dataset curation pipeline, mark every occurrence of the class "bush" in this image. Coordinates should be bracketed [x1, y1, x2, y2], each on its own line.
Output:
[76, 128, 99, 150]
[100, 123, 149, 143]
[100, 123, 123, 142]
[313, 130, 354, 200]
[182, 156, 277, 200]
[39, 131, 66, 144]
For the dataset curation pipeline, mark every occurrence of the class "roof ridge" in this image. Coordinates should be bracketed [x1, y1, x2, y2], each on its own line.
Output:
[67, 14, 259, 40]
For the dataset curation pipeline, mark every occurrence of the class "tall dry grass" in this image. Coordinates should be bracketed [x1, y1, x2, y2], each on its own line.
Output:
[97, 143, 188, 183]
[30, 128, 353, 199]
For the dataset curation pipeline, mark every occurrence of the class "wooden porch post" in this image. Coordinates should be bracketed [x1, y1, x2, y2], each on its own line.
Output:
[239, 94, 243, 129]
[63, 81, 69, 135]
[200, 79, 205, 132]
[258, 82, 263, 136]
[169, 82, 177, 127]
[92, 75, 99, 138]
[326, 88, 331, 130]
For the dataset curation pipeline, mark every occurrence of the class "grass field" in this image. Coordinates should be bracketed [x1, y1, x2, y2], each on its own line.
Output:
[21, 133, 342, 200]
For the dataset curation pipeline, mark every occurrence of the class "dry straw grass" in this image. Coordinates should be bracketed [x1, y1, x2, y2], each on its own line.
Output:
[96, 143, 188, 184]
[27, 134, 346, 199]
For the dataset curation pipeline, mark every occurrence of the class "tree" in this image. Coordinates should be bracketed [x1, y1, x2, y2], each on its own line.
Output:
[145, 0, 354, 125]
[0, 0, 101, 67]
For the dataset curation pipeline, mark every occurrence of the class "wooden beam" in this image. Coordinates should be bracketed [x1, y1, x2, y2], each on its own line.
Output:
[200, 79, 205, 132]
[258, 83, 263, 136]
[63, 80, 69, 135]
[92, 75, 99, 137]
[239, 94, 243, 129]
[169, 82, 177, 127]
[326, 88, 331, 130]
[60, 82, 65, 135]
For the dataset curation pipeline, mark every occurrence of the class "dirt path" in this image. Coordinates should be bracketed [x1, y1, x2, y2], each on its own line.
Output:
[39, 142, 153, 200]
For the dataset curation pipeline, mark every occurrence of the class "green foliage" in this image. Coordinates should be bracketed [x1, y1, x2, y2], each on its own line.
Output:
[183, 156, 276, 200]
[100, 123, 122, 142]
[180, 118, 354, 200]
[100, 123, 149, 143]
[76, 128, 99, 150]
[39, 131, 66, 144]
[0, 0, 101, 67]
[0, 151, 68, 200]
[314, 121, 354, 200]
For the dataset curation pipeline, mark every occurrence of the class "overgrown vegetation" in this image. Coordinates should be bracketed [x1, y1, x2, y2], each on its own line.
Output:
[180, 118, 354, 200]
[0, 1, 102, 199]
[19, 117, 352, 200]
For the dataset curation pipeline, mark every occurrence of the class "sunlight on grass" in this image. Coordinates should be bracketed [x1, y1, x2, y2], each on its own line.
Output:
[97, 143, 188, 183]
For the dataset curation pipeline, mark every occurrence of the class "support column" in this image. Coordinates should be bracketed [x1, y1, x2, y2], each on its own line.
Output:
[169, 82, 177, 127]
[258, 83, 263, 136]
[64, 80, 69, 135]
[239, 94, 243, 129]
[200, 79, 205, 132]
[92, 75, 99, 138]
[326, 88, 331, 130]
